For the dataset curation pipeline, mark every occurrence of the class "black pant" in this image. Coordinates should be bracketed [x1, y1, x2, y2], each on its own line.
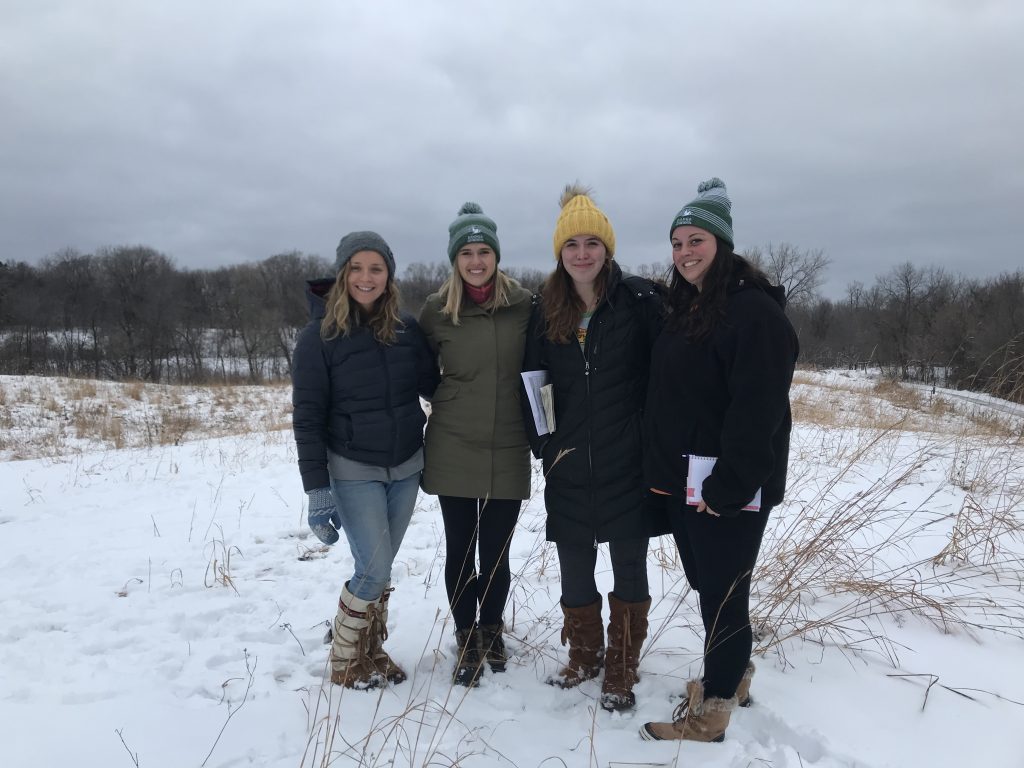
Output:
[438, 496, 521, 631]
[556, 537, 650, 607]
[667, 497, 769, 700]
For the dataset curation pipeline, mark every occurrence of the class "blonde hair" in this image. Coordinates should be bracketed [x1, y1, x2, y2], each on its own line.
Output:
[437, 268, 518, 326]
[320, 263, 403, 344]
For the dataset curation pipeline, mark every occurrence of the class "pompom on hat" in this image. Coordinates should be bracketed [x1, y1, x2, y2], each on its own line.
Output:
[670, 177, 734, 248]
[335, 231, 396, 277]
[552, 183, 616, 259]
[447, 202, 501, 264]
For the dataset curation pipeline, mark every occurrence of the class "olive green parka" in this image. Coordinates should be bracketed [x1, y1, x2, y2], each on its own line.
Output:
[419, 280, 533, 500]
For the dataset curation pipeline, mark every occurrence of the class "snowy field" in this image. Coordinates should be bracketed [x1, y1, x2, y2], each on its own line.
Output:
[1, 371, 1023, 768]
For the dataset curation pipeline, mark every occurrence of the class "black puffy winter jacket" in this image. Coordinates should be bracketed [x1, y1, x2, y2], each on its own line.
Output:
[523, 263, 667, 545]
[643, 267, 799, 517]
[292, 279, 440, 491]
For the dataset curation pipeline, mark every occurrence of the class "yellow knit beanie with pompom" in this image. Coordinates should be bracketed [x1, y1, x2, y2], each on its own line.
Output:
[552, 183, 616, 259]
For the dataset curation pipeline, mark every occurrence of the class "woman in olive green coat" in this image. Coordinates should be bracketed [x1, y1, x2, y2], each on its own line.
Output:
[419, 202, 533, 687]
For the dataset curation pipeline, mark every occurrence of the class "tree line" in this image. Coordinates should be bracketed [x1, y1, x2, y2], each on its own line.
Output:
[1, 244, 1021, 402]
[0, 246, 544, 384]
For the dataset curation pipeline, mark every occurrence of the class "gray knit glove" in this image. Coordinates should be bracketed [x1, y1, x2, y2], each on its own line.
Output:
[307, 487, 341, 545]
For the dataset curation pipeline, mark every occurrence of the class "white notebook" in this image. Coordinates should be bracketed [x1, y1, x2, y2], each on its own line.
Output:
[685, 454, 762, 512]
[520, 370, 556, 436]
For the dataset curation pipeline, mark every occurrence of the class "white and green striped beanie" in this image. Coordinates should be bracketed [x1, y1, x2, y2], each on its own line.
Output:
[670, 177, 734, 247]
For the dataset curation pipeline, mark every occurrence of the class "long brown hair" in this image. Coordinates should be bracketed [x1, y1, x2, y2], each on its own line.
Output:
[541, 258, 612, 344]
[320, 263, 403, 344]
[666, 238, 768, 341]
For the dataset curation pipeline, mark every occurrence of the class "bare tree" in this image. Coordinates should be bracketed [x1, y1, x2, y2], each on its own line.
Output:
[97, 246, 177, 380]
[628, 261, 673, 284]
[397, 261, 450, 316]
[746, 243, 831, 308]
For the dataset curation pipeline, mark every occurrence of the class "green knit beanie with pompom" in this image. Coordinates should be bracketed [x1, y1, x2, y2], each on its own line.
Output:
[670, 177, 734, 248]
[447, 202, 501, 264]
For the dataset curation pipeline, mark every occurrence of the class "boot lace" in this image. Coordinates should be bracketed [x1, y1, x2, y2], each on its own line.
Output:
[671, 680, 705, 725]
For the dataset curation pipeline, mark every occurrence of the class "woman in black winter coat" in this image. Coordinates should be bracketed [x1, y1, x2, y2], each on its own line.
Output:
[639, 179, 799, 744]
[292, 231, 439, 691]
[522, 184, 664, 713]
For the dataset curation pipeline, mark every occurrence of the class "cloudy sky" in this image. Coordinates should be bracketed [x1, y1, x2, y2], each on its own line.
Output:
[2, 0, 1021, 297]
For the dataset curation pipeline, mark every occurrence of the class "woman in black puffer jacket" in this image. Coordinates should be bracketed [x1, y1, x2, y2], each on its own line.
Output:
[640, 179, 799, 745]
[523, 184, 665, 713]
[292, 231, 438, 691]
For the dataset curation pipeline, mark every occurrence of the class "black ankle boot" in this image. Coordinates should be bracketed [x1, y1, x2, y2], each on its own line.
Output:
[453, 626, 483, 687]
[479, 623, 507, 673]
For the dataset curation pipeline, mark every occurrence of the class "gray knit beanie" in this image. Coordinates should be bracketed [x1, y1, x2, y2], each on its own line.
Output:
[335, 231, 396, 277]
[670, 177, 734, 248]
[447, 203, 500, 264]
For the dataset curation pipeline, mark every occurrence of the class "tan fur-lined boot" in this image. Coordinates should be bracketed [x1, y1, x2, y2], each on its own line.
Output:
[547, 597, 604, 689]
[329, 584, 386, 689]
[600, 593, 650, 711]
[368, 585, 406, 684]
[736, 660, 755, 707]
[640, 679, 738, 742]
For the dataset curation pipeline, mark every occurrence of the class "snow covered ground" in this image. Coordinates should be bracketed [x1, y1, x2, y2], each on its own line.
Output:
[1, 372, 1023, 768]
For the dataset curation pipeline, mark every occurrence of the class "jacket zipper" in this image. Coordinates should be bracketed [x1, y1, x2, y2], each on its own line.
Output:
[381, 344, 395, 480]
[582, 310, 598, 549]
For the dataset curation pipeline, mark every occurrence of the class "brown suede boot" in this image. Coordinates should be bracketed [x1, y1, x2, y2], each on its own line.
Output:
[368, 585, 406, 685]
[547, 597, 604, 689]
[600, 593, 650, 711]
[736, 661, 755, 707]
[330, 585, 386, 689]
[640, 679, 737, 742]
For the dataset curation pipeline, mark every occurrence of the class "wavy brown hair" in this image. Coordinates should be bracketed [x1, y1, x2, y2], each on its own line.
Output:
[437, 268, 518, 326]
[666, 237, 769, 341]
[320, 264, 403, 344]
[541, 258, 612, 344]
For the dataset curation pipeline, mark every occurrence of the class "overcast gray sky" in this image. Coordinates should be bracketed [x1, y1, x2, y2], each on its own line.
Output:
[2, 0, 1021, 297]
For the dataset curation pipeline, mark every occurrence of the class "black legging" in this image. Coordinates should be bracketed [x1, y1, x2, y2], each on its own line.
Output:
[668, 498, 769, 700]
[555, 537, 650, 607]
[438, 495, 521, 631]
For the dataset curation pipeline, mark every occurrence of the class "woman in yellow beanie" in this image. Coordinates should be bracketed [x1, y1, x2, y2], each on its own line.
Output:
[522, 184, 666, 711]
[419, 203, 534, 687]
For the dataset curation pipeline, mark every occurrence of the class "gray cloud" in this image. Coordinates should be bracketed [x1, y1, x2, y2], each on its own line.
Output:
[2, 0, 1021, 297]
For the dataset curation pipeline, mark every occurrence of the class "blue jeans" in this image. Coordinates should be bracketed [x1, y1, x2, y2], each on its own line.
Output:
[331, 472, 421, 601]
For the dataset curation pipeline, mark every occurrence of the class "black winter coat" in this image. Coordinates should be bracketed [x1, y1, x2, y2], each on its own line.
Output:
[523, 263, 667, 544]
[643, 269, 799, 517]
[292, 279, 440, 492]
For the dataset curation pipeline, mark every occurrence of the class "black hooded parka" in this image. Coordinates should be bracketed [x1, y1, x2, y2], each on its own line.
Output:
[643, 264, 799, 517]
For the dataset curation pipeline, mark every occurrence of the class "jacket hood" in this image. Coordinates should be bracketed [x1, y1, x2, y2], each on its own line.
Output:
[727, 258, 787, 310]
[305, 278, 335, 321]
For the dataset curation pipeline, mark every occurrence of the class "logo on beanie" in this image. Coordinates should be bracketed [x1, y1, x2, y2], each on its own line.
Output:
[471, 226, 481, 234]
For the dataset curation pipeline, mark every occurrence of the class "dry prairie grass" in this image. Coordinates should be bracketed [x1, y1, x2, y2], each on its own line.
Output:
[0, 375, 293, 460]
[69, 378, 98, 399]
[750, 375, 1024, 668]
[70, 402, 126, 448]
[793, 370, 1022, 438]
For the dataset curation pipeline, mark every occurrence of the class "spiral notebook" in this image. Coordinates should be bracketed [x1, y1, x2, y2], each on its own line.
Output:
[685, 454, 762, 512]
